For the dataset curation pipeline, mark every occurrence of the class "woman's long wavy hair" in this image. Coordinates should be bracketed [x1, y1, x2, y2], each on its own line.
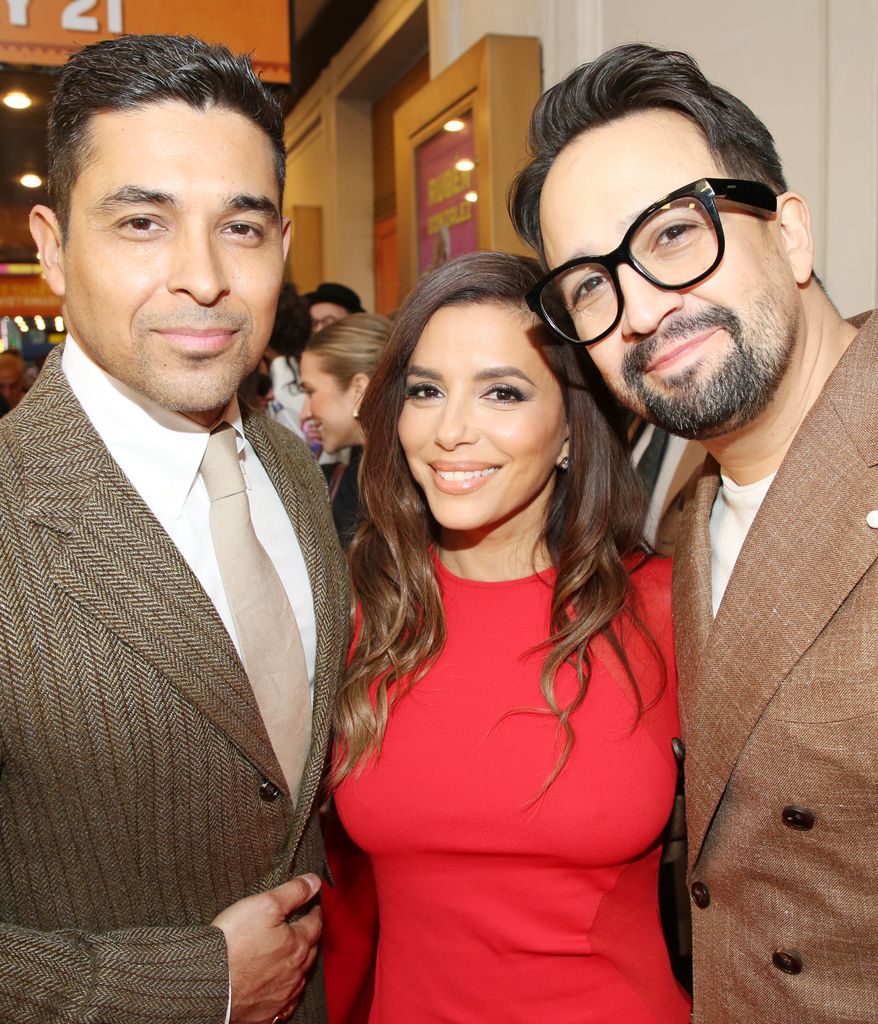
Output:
[332, 251, 661, 790]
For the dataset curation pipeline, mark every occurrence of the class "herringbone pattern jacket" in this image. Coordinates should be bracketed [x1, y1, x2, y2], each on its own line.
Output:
[0, 350, 349, 1023]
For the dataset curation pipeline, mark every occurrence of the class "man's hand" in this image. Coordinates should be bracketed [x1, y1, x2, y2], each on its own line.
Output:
[212, 873, 322, 1024]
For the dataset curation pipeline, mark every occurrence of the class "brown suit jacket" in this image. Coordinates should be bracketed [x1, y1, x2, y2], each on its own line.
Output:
[0, 350, 349, 1023]
[673, 311, 878, 1022]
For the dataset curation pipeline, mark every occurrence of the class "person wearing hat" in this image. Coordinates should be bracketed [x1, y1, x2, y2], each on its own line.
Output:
[306, 281, 365, 333]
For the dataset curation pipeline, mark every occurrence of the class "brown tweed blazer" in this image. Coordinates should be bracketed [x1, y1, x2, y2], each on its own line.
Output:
[673, 310, 878, 1023]
[0, 349, 349, 1023]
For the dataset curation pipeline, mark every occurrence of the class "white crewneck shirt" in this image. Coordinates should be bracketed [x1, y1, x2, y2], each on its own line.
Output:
[61, 334, 317, 687]
[709, 470, 775, 617]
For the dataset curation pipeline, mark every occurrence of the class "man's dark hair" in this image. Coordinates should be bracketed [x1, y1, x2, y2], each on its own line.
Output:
[509, 43, 788, 260]
[47, 33, 286, 234]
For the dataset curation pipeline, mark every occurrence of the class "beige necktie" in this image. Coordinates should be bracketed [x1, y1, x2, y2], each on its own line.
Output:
[199, 423, 311, 801]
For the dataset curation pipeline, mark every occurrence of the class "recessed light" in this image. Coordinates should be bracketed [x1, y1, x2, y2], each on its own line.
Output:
[454, 158, 475, 173]
[443, 119, 465, 133]
[20, 173, 42, 189]
[3, 91, 31, 110]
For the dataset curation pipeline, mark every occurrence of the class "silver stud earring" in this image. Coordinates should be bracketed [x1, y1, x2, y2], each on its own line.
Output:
[557, 455, 569, 471]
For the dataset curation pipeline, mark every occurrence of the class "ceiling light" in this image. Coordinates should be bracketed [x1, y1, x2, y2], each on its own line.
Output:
[443, 119, 465, 133]
[455, 158, 475, 173]
[3, 91, 31, 110]
[20, 173, 42, 189]
[34, 315, 45, 331]
[55, 316, 65, 332]
[464, 191, 478, 203]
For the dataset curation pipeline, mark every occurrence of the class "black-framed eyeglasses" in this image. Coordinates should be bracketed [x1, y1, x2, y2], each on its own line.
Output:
[526, 178, 777, 346]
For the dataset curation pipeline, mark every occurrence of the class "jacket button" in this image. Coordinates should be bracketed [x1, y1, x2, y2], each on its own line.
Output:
[671, 737, 686, 765]
[691, 881, 711, 908]
[781, 805, 816, 830]
[258, 780, 281, 802]
[772, 949, 803, 974]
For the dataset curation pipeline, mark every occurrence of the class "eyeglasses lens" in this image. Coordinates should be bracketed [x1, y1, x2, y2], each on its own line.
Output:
[543, 194, 720, 344]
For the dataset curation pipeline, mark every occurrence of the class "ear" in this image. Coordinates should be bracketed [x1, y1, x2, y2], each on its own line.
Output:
[29, 205, 66, 297]
[775, 191, 813, 285]
[350, 371, 370, 402]
[556, 432, 570, 469]
[281, 216, 292, 261]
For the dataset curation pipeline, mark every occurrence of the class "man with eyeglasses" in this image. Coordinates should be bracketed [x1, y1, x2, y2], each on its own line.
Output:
[510, 42, 876, 1024]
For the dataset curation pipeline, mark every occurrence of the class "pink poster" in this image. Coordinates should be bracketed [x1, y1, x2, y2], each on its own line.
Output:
[416, 112, 478, 275]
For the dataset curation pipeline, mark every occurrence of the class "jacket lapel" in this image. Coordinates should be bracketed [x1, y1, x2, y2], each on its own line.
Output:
[679, 313, 878, 869]
[672, 458, 719, 741]
[15, 353, 281, 785]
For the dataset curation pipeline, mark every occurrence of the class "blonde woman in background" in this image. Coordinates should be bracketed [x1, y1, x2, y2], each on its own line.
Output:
[300, 312, 392, 547]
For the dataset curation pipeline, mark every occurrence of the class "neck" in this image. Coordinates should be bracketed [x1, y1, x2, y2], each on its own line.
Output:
[703, 295, 857, 485]
[438, 529, 552, 582]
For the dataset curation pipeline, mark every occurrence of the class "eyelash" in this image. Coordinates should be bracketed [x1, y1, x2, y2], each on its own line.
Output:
[118, 218, 264, 239]
[226, 222, 263, 239]
[123, 217, 157, 233]
[403, 383, 526, 404]
[485, 384, 525, 404]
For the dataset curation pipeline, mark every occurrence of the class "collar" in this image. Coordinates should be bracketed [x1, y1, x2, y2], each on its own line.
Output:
[61, 333, 243, 518]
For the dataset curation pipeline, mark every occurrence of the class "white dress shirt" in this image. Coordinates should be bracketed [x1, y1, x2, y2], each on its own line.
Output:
[61, 335, 317, 687]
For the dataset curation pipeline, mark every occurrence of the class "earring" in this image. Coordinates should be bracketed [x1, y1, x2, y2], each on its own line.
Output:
[352, 406, 360, 420]
[557, 455, 569, 471]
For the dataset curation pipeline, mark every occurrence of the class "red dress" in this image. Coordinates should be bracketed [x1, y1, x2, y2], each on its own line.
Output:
[334, 556, 690, 1023]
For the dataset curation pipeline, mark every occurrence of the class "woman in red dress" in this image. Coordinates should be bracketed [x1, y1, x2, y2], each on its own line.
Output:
[332, 252, 690, 1023]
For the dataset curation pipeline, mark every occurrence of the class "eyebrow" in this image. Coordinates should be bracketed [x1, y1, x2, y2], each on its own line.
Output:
[93, 186, 176, 213]
[93, 187, 281, 222]
[406, 364, 535, 385]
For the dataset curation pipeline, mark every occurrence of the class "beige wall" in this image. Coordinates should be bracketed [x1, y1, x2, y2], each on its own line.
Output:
[428, 0, 878, 316]
[283, 0, 429, 310]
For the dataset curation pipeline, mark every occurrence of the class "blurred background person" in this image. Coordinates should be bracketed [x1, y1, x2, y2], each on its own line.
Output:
[264, 280, 312, 439]
[0, 351, 25, 412]
[237, 355, 275, 414]
[300, 311, 391, 548]
[306, 281, 365, 333]
[332, 252, 689, 1023]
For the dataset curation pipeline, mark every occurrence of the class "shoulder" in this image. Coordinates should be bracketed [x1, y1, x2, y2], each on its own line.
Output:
[247, 413, 329, 491]
[628, 552, 673, 616]
[624, 553, 676, 684]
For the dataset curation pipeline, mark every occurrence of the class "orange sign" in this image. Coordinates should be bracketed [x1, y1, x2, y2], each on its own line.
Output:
[0, 1, 291, 82]
[0, 269, 60, 317]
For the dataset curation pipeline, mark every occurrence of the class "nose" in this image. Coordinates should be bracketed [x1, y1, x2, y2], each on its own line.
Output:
[300, 395, 313, 421]
[434, 394, 478, 451]
[167, 224, 230, 305]
[616, 264, 684, 339]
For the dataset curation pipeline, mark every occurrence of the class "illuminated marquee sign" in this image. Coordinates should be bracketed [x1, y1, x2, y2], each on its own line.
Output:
[0, 0, 291, 82]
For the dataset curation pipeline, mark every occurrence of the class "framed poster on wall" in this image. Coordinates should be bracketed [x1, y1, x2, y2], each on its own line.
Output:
[415, 109, 478, 275]
[394, 34, 541, 299]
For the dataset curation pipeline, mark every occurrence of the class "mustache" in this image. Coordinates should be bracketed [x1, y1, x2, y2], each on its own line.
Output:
[623, 306, 742, 376]
[138, 310, 250, 332]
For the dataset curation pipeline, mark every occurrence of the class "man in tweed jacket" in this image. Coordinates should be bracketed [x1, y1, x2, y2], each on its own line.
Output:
[510, 43, 877, 1024]
[0, 35, 348, 1024]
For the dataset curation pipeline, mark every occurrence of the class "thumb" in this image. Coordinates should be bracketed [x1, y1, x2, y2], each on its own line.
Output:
[272, 873, 321, 915]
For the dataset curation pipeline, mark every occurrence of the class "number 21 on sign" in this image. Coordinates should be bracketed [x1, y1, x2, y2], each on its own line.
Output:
[5, 1, 124, 33]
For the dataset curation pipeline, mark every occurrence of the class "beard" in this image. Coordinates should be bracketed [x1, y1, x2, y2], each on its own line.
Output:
[619, 299, 797, 440]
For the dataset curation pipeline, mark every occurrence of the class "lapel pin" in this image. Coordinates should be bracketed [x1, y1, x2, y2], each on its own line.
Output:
[867, 510, 878, 529]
